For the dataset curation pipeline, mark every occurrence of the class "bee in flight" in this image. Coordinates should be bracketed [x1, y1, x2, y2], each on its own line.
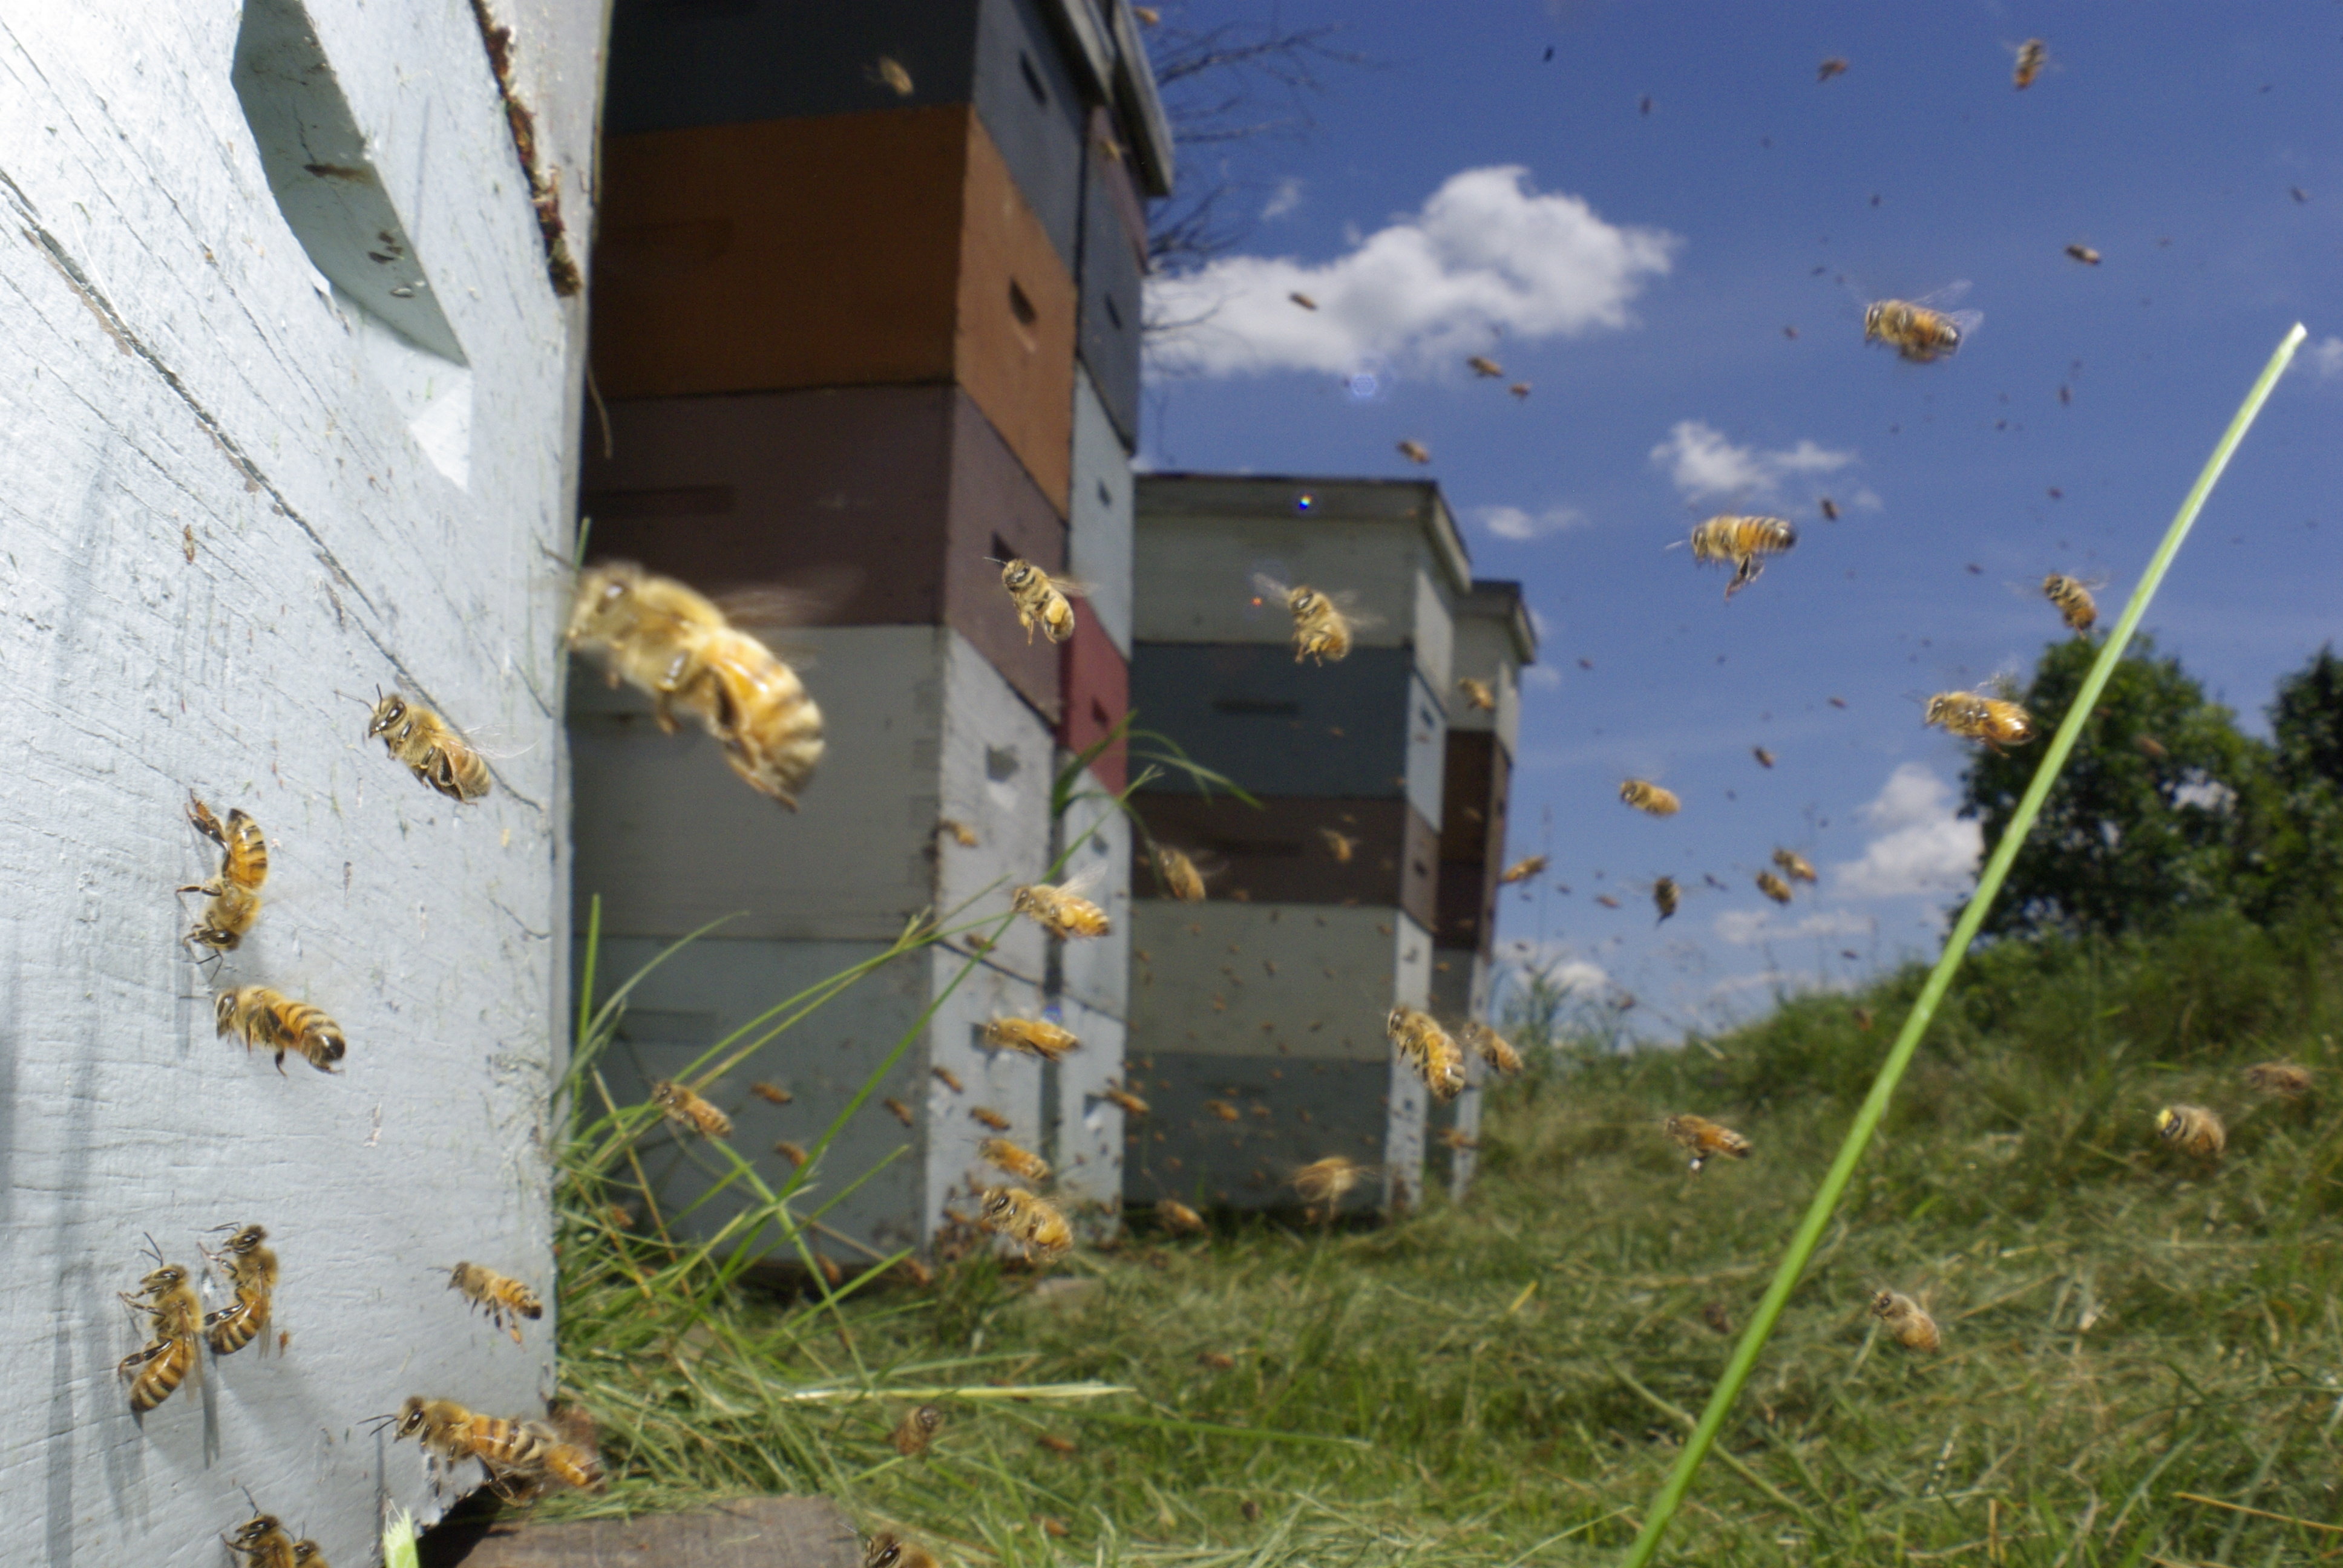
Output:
[1462, 1019, 1523, 1074]
[1663, 1114, 1752, 1174]
[180, 792, 269, 953]
[1253, 573, 1360, 664]
[868, 56, 913, 95]
[1651, 875, 1680, 923]
[1818, 497, 1840, 521]
[1755, 870, 1794, 906]
[980, 1137, 1051, 1183]
[2244, 1062, 2312, 1097]
[217, 987, 346, 1074]
[2155, 1103, 2225, 1159]
[382, 1395, 605, 1500]
[1387, 1005, 1466, 1100]
[1204, 1099, 1240, 1122]
[2011, 37, 2048, 90]
[1292, 1155, 1369, 1209]
[984, 1015, 1080, 1062]
[1320, 826, 1361, 863]
[1101, 1084, 1149, 1116]
[1466, 356, 1504, 378]
[1772, 848, 1818, 885]
[937, 817, 980, 848]
[1435, 1127, 1481, 1152]
[201, 1223, 279, 1358]
[2042, 573, 2099, 632]
[868, 1536, 940, 1568]
[970, 1106, 1012, 1132]
[119, 1240, 203, 1413]
[883, 1096, 915, 1126]
[1457, 676, 1496, 712]
[1620, 779, 1682, 817]
[980, 1186, 1073, 1257]
[2064, 242, 2101, 266]
[1508, 382, 1532, 399]
[931, 1066, 963, 1093]
[1153, 845, 1208, 902]
[1752, 746, 1776, 768]
[441, 1262, 543, 1345]
[1011, 866, 1112, 938]
[992, 557, 1087, 645]
[1817, 56, 1849, 82]
[1396, 439, 1432, 465]
[1863, 288, 1982, 364]
[652, 1079, 733, 1140]
[1155, 1198, 1207, 1235]
[367, 691, 492, 802]
[750, 1082, 794, 1105]
[1925, 690, 2035, 753]
[1682, 514, 1797, 598]
[1497, 854, 1547, 886]
[890, 1403, 945, 1457]
[1870, 1289, 1941, 1351]
[1288, 291, 1318, 310]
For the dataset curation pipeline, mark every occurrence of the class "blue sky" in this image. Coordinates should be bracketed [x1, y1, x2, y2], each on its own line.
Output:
[1136, 0, 2343, 1034]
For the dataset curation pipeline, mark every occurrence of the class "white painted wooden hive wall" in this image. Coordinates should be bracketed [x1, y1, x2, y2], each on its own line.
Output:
[0, 1, 598, 1561]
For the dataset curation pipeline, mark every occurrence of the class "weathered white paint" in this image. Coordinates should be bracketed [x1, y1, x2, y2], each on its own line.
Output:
[1449, 596, 1529, 760]
[0, 1, 599, 1561]
[1052, 764, 1130, 1020]
[1067, 367, 1134, 657]
[1402, 670, 1449, 828]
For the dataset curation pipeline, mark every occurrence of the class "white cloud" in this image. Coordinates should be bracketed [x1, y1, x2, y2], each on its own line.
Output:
[1476, 503, 1586, 541]
[2309, 336, 2343, 377]
[1650, 420, 1856, 502]
[1498, 943, 1610, 996]
[1835, 763, 1982, 898]
[1521, 664, 1563, 690]
[2173, 776, 2237, 812]
[1260, 178, 1305, 221]
[1148, 166, 1678, 377]
[1713, 908, 1875, 946]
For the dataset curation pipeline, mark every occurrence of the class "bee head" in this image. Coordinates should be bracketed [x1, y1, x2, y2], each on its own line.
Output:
[1869, 1289, 1896, 1317]
[292, 1543, 324, 1566]
[914, 1403, 943, 1433]
[395, 1395, 430, 1438]
[1861, 302, 1884, 339]
[997, 558, 1035, 590]
[365, 691, 406, 738]
[865, 1536, 905, 1568]
[1289, 587, 1321, 615]
[981, 1187, 1016, 1221]
[2155, 1107, 2181, 1140]
[230, 1517, 284, 1549]
[214, 990, 243, 1034]
[1922, 694, 1955, 727]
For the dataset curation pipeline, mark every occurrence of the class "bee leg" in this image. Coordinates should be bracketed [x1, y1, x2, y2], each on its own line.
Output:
[272, 1048, 289, 1077]
[650, 693, 681, 735]
[177, 878, 226, 897]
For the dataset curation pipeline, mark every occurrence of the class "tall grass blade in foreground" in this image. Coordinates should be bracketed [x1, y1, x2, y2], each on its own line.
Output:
[1619, 322, 2309, 1568]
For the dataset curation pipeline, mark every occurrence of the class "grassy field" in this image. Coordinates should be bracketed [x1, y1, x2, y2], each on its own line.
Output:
[545, 910, 2343, 1568]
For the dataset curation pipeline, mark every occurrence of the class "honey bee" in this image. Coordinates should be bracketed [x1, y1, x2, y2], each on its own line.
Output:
[1818, 497, 1840, 521]
[932, 1066, 964, 1093]
[994, 557, 1086, 645]
[1463, 1019, 1524, 1074]
[1509, 382, 1532, 399]
[1752, 746, 1776, 768]
[1466, 356, 1504, 378]
[1387, 1005, 1466, 1100]
[1156, 1198, 1207, 1235]
[2135, 733, 2169, 762]
[216, 987, 346, 1074]
[1755, 870, 1794, 906]
[980, 1137, 1052, 1182]
[884, 1096, 915, 1126]
[870, 56, 914, 95]
[2244, 1062, 2312, 1097]
[441, 1261, 542, 1345]
[201, 1223, 278, 1357]
[2064, 242, 2101, 266]
[366, 691, 492, 802]
[2042, 573, 2099, 632]
[566, 561, 825, 808]
[938, 817, 980, 848]
[2012, 38, 2047, 90]
[1663, 1114, 1752, 1173]
[1652, 875, 1680, 923]
[1620, 779, 1682, 816]
[119, 1246, 203, 1413]
[1396, 439, 1432, 465]
[984, 1015, 1080, 1061]
[890, 1403, 944, 1457]
[1035, 1433, 1078, 1455]
[773, 1140, 809, 1168]
[1288, 291, 1318, 310]
[1925, 691, 2036, 753]
[1683, 515, 1797, 598]
[1102, 1085, 1149, 1116]
[750, 1082, 795, 1105]
[1435, 1127, 1480, 1152]
[180, 793, 267, 951]
[652, 1079, 732, 1139]
[226, 1514, 297, 1567]
[1011, 867, 1112, 938]
[1253, 574, 1357, 664]
[1594, 894, 1621, 909]
[1204, 1099, 1239, 1122]
[1320, 827, 1360, 862]
[1155, 845, 1208, 901]
[1457, 677, 1496, 712]
[1853, 1007, 1875, 1031]
[1291, 1155, 1367, 1206]
[1817, 56, 1849, 81]
[867, 1536, 940, 1568]
[1496, 854, 1548, 885]
[1863, 293, 1981, 363]
[1870, 1290, 1941, 1351]
[388, 1396, 600, 1498]
[1772, 849, 1818, 884]
[971, 1106, 1012, 1131]
[980, 1186, 1073, 1256]
[2155, 1103, 2225, 1159]
[292, 1541, 329, 1568]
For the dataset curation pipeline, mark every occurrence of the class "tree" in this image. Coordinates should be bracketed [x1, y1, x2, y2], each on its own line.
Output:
[1959, 635, 2272, 939]
[2256, 644, 2343, 924]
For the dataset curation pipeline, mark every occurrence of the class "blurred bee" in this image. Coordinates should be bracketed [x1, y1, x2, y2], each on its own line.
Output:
[993, 557, 1086, 645]
[1925, 691, 2036, 753]
[937, 817, 979, 848]
[1397, 439, 1432, 465]
[1288, 292, 1318, 310]
[1292, 1155, 1367, 1207]
[2064, 243, 2101, 266]
[442, 1262, 542, 1345]
[870, 56, 913, 95]
[1663, 1114, 1752, 1173]
[367, 691, 492, 802]
[1700, 1302, 1733, 1335]
[773, 1140, 809, 1168]
[201, 1223, 278, 1358]
[119, 1243, 203, 1413]
[1683, 514, 1797, 598]
[1102, 1085, 1149, 1116]
[1463, 1019, 1524, 1074]
[1853, 1007, 1875, 1031]
[216, 987, 346, 1074]
[1620, 780, 1682, 817]
[652, 1079, 732, 1140]
[2135, 733, 2169, 762]
[1467, 356, 1504, 378]
[2244, 1062, 2312, 1097]
[1870, 1290, 1941, 1351]
[1818, 497, 1840, 521]
[867, 1536, 939, 1568]
[2155, 1103, 2225, 1158]
[1156, 1198, 1207, 1235]
[1457, 676, 1496, 712]
[2012, 38, 2047, 90]
[1435, 1127, 1480, 1152]
[932, 1066, 964, 1093]
[1388, 1005, 1466, 1100]
[180, 793, 268, 952]
[1253, 574, 1358, 665]
[2042, 573, 2099, 632]
[387, 1396, 601, 1499]
[750, 1082, 795, 1105]
[226, 1514, 297, 1567]
[1752, 746, 1776, 768]
[980, 1137, 1051, 1183]
[1011, 866, 1112, 938]
[292, 1542, 329, 1568]
[1755, 870, 1794, 906]
[1154, 845, 1208, 901]
[890, 1403, 944, 1457]
[1508, 382, 1532, 399]
[1817, 56, 1849, 81]
[1652, 875, 1680, 923]
[884, 1097, 915, 1126]
[1204, 1099, 1239, 1122]
[1594, 894, 1622, 909]
[1497, 854, 1548, 886]
[1772, 849, 1818, 884]
[980, 1186, 1072, 1257]
[971, 1106, 1012, 1131]
[985, 1016, 1080, 1062]
[1863, 292, 1981, 363]
[1320, 827, 1361, 863]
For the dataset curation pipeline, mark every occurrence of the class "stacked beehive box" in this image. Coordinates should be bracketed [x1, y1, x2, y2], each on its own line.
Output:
[570, 0, 1170, 1257]
[1122, 477, 1483, 1215]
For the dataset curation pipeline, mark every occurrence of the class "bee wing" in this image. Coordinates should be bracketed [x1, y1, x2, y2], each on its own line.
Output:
[1048, 575, 1097, 600]
[1942, 309, 1984, 343]
[1250, 572, 1294, 603]
[1049, 860, 1111, 900]
[713, 564, 864, 632]
[1913, 281, 1974, 310]
[1323, 590, 1384, 631]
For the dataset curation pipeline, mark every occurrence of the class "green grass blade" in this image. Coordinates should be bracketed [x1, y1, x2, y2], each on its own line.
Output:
[1616, 322, 2307, 1568]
